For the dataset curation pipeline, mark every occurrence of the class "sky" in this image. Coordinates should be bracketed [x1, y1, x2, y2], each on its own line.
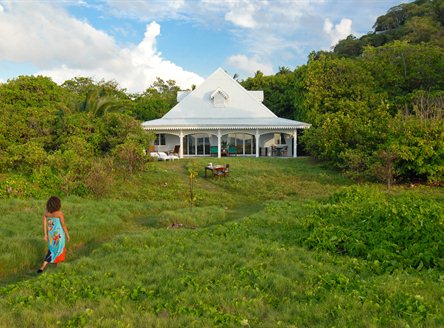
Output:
[0, 0, 408, 93]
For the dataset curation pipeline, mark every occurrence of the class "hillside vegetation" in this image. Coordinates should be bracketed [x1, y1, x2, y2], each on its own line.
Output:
[241, 0, 444, 185]
[0, 158, 443, 327]
[334, 0, 444, 57]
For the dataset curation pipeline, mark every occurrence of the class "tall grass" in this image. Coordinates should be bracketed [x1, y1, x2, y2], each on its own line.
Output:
[0, 158, 442, 327]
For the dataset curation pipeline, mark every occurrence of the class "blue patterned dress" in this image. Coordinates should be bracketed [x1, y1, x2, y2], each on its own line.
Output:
[44, 217, 66, 263]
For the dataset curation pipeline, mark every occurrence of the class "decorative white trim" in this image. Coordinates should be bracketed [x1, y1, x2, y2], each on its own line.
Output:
[143, 126, 309, 131]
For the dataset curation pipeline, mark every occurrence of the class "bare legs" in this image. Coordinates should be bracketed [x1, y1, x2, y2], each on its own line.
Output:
[37, 261, 49, 273]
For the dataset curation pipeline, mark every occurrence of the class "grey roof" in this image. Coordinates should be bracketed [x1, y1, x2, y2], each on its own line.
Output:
[142, 68, 310, 131]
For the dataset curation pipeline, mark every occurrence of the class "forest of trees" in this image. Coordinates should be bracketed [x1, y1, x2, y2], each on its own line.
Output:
[241, 0, 444, 185]
[0, 0, 442, 199]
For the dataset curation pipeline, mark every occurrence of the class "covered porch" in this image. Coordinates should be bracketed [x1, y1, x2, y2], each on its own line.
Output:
[148, 127, 308, 158]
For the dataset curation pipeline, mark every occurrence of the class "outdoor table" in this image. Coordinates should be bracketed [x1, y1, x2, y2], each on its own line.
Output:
[205, 165, 225, 177]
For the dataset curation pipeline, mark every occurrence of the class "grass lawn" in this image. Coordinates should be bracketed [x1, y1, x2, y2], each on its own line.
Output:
[0, 158, 443, 327]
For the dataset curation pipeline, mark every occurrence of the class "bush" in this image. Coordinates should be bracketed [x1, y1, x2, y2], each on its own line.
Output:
[300, 186, 444, 272]
[114, 138, 146, 175]
[0, 175, 35, 198]
[85, 157, 115, 197]
[387, 114, 444, 183]
[30, 166, 62, 197]
[2, 142, 47, 174]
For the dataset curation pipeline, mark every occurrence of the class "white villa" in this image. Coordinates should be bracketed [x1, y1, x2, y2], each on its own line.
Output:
[142, 68, 310, 158]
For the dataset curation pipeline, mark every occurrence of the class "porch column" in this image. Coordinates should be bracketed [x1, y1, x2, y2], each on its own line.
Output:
[255, 129, 260, 158]
[293, 129, 297, 158]
[217, 129, 221, 158]
[179, 130, 184, 158]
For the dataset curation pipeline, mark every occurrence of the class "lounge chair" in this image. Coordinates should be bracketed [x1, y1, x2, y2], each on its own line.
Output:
[151, 152, 176, 161]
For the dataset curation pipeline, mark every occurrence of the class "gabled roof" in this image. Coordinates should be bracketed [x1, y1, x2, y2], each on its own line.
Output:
[163, 68, 276, 119]
[142, 68, 310, 130]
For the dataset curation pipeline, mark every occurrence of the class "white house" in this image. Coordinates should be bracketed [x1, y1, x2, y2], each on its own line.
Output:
[142, 68, 310, 158]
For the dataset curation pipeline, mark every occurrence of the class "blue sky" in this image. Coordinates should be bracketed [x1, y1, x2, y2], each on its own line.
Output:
[0, 0, 408, 92]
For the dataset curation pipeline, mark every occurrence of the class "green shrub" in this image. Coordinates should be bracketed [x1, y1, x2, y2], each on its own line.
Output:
[30, 166, 62, 197]
[85, 157, 115, 197]
[302, 186, 444, 272]
[114, 138, 146, 175]
[2, 142, 47, 174]
[387, 114, 444, 183]
[0, 175, 36, 198]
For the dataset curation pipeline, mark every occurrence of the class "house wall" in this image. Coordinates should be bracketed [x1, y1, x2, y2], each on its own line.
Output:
[156, 134, 179, 152]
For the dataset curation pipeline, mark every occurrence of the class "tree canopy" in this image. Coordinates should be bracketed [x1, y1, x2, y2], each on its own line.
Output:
[334, 0, 444, 57]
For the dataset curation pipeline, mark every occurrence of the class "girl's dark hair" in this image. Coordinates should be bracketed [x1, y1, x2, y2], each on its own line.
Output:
[46, 196, 61, 213]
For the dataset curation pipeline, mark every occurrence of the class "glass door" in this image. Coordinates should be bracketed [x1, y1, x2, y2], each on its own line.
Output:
[185, 135, 210, 155]
[197, 137, 210, 155]
[185, 135, 196, 155]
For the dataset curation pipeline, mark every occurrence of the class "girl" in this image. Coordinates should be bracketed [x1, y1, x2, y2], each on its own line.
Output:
[37, 196, 70, 273]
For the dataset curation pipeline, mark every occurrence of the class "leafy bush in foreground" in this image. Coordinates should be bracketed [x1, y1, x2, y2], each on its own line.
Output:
[301, 186, 443, 273]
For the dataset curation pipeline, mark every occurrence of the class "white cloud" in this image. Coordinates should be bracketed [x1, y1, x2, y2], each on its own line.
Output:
[0, 1, 203, 92]
[0, 1, 115, 69]
[106, 0, 187, 22]
[104, 0, 326, 74]
[323, 18, 353, 48]
[227, 54, 273, 76]
[225, 1, 257, 28]
[100, 0, 402, 75]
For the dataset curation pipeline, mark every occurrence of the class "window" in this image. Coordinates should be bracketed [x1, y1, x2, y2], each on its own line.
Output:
[184, 134, 210, 155]
[227, 133, 256, 155]
[154, 134, 166, 146]
[213, 93, 226, 107]
[211, 88, 229, 108]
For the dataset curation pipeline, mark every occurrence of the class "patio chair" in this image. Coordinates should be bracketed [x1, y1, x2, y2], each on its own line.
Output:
[228, 146, 237, 156]
[210, 146, 218, 157]
[281, 146, 288, 157]
[167, 145, 180, 160]
[223, 164, 230, 176]
[214, 164, 230, 177]
[172, 145, 180, 156]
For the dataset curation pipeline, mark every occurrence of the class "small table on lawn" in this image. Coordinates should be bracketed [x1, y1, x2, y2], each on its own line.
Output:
[205, 165, 225, 178]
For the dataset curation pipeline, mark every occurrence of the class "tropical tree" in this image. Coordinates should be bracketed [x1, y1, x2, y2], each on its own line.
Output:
[133, 78, 180, 121]
[0, 75, 68, 108]
[78, 89, 126, 117]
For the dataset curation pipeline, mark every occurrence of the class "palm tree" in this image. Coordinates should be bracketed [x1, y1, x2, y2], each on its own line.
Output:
[78, 89, 125, 116]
